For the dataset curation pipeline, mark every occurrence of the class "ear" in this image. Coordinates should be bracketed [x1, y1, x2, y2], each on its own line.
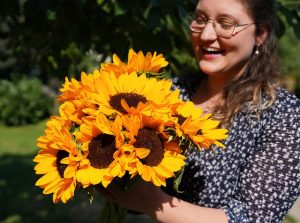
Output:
[255, 24, 268, 45]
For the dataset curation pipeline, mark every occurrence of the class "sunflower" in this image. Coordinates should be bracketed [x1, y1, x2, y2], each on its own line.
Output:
[100, 53, 129, 78]
[173, 101, 228, 149]
[184, 117, 228, 149]
[58, 101, 84, 124]
[126, 49, 169, 74]
[90, 72, 179, 117]
[171, 101, 204, 137]
[100, 49, 169, 78]
[36, 111, 74, 152]
[58, 70, 100, 102]
[34, 124, 82, 203]
[57, 70, 100, 122]
[75, 113, 132, 188]
[122, 114, 186, 187]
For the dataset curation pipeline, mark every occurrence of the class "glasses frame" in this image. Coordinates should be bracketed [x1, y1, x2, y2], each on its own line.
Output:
[189, 15, 255, 38]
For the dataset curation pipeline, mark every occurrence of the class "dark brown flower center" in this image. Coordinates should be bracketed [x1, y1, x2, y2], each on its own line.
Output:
[173, 114, 186, 125]
[109, 93, 147, 113]
[134, 128, 164, 166]
[88, 134, 116, 169]
[196, 129, 203, 135]
[56, 150, 69, 178]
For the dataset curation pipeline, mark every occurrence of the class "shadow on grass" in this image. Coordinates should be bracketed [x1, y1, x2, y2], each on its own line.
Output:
[0, 154, 155, 223]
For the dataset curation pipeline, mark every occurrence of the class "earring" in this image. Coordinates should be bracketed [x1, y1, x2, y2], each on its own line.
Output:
[255, 44, 260, 55]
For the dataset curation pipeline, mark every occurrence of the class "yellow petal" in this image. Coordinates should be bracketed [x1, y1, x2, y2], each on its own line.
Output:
[153, 165, 174, 178]
[161, 157, 185, 172]
[96, 113, 113, 135]
[140, 165, 152, 182]
[110, 163, 121, 177]
[135, 148, 150, 159]
[36, 171, 59, 186]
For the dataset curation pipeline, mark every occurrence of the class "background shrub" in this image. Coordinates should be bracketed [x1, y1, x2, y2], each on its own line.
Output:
[0, 75, 54, 126]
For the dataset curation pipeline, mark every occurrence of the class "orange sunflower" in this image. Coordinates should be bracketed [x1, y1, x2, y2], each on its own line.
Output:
[100, 53, 129, 78]
[173, 101, 228, 149]
[100, 49, 169, 78]
[122, 114, 186, 187]
[126, 49, 169, 74]
[75, 113, 132, 188]
[90, 72, 179, 117]
[57, 70, 100, 122]
[34, 124, 82, 203]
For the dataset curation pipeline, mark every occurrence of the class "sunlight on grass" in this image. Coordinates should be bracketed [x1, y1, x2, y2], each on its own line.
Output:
[0, 120, 47, 155]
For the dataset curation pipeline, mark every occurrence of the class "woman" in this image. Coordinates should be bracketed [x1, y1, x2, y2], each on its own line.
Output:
[99, 0, 300, 222]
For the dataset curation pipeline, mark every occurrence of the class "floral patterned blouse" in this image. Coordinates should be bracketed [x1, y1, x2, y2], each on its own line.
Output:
[169, 80, 300, 223]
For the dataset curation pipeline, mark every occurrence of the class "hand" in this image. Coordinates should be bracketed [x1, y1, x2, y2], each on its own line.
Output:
[95, 180, 228, 223]
[95, 180, 173, 218]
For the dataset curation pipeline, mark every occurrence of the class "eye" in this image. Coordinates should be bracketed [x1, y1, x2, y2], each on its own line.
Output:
[195, 15, 207, 26]
[216, 17, 235, 30]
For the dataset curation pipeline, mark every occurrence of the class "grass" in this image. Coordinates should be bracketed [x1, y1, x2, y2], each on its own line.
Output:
[0, 121, 46, 155]
[0, 120, 155, 223]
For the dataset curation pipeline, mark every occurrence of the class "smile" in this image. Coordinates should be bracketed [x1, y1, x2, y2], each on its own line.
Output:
[202, 46, 225, 55]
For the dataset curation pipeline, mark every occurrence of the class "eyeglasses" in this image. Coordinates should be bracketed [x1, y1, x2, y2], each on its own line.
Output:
[189, 14, 255, 38]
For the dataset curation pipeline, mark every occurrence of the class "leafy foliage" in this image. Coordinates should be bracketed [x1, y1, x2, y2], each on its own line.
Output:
[277, 0, 300, 38]
[0, 0, 196, 81]
[0, 0, 299, 85]
[0, 76, 54, 126]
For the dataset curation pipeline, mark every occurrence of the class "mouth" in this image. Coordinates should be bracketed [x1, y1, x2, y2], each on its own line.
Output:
[202, 46, 225, 55]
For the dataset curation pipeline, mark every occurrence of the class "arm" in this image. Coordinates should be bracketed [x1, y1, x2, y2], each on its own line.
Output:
[150, 192, 228, 223]
[98, 180, 228, 223]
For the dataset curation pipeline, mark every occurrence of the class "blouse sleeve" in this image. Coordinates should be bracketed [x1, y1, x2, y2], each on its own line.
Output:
[223, 105, 300, 223]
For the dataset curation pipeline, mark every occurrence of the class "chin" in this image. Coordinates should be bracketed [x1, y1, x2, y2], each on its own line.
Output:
[199, 63, 223, 76]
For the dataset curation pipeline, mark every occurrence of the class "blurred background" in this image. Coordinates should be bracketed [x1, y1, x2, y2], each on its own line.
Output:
[0, 0, 299, 222]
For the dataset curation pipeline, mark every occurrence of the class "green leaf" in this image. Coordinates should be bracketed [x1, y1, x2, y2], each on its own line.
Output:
[173, 166, 185, 193]
[97, 0, 105, 5]
[46, 10, 56, 21]
[113, 1, 127, 16]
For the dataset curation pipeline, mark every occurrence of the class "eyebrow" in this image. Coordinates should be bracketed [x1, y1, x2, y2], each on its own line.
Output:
[195, 9, 240, 22]
[194, 9, 208, 17]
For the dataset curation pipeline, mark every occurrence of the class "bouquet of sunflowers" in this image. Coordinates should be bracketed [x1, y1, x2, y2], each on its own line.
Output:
[33, 49, 228, 222]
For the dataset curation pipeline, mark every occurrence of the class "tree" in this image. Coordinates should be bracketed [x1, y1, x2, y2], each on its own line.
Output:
[0, 0, 299, 88]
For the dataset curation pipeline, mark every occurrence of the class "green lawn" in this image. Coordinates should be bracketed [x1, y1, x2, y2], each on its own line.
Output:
[0, 120, 46, 155]
[0, 120, 154, 223]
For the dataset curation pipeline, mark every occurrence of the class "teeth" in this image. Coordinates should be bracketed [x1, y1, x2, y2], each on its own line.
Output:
[203, 47, 221, 52]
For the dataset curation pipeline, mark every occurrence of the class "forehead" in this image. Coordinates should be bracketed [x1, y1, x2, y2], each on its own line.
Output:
[196, 0, 252, 20]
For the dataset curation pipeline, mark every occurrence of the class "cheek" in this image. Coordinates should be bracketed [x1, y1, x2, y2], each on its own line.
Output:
[191, 34, 202, 59]
[234, 40, 255, 61]
[229, 33, 256, 56]
[191, 34, 200, 49]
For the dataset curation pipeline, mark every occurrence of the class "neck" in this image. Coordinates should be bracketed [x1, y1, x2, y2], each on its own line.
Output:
[192, 76, 228, 112]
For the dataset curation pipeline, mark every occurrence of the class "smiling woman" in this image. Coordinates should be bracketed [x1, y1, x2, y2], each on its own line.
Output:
[96, 0, 300, 223]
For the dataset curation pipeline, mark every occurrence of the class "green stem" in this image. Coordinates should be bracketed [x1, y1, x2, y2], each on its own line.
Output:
[99, 199, 127, 223]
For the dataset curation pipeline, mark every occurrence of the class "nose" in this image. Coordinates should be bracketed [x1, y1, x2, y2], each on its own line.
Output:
[200, 20, 218, 41]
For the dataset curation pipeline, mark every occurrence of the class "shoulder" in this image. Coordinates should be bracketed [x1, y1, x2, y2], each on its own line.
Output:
[232, 87, 300, 141]
[266, 87, 300, 116]
[258, 87, 300, 139]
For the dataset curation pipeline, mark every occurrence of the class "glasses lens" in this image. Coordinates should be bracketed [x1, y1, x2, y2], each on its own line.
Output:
[190, 16, 206, 32]
[214, 17, 235, 38]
